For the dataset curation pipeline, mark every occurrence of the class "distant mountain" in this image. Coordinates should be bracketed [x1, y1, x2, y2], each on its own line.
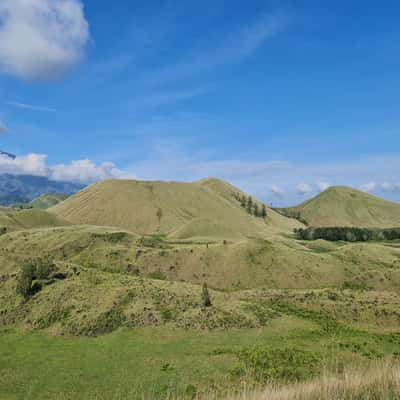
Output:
[281, 186, 400, 228]
[0, 174, 84, 205]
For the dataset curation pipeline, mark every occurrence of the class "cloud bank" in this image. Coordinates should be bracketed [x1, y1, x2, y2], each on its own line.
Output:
[0, 153, 133, 184]
[0, 0, 89, 80]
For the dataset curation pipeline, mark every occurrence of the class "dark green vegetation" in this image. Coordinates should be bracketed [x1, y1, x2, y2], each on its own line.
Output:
[1, 178, 400, 399]
[234, 192, 267, 219]
[295, 226, 400, 242]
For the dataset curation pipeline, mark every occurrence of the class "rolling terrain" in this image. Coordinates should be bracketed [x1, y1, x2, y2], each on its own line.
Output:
[281, 186, 400, 228]
[2, 178, 400, 399]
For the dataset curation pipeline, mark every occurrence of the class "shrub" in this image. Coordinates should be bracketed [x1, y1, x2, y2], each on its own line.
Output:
[148, 271, 167, 280]
[16, 261, 35, 299]
[15, 257, 55, 299]
[35, 257, 55, 279]
[237, 347, 320, 383]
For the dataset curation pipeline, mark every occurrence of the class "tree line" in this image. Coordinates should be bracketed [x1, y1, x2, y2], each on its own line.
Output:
[234, 193, 267, 219]
[295, 226, 400, 242]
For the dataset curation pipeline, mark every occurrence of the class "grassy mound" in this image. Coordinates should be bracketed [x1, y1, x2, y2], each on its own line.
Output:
[282, 186, 400, 228]
[50, 178, 300, 238]
[0, 208, 70, 232]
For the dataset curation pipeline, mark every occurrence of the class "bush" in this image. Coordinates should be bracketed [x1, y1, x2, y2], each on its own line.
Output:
[35, 257, 55, 279]
[237, 347, 320, 383]
[16, 261, 35, 299]
[15, 257, 55, 299]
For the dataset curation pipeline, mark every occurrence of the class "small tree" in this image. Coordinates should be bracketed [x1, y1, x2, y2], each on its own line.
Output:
[201, 283, 212, 307]
[253, 203, 259, 217]
[16, 261, 35, 299]
[156, 208, 163, 229]
[246, 196, 253, 214]
[261, 204, 267, 219]
[240, 195, 247, 208]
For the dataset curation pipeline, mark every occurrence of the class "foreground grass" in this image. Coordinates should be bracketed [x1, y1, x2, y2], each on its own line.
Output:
[1, 317, 400, 400]
[0, 319, 316, 400]
[220, 360, 400, 400]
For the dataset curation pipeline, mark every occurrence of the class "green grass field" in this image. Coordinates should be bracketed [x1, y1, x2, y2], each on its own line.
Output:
[2, 310, 400, 400]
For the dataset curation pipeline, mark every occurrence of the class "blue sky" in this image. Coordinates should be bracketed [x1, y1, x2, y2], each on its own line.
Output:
[0, 0, 399, 206]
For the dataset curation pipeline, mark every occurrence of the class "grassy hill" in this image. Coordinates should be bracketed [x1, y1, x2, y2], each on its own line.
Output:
[14, 193, 68, 209]
[0, 208, 70, 232]
[282, 186, 400, 228]
[50, 178, 301, 239]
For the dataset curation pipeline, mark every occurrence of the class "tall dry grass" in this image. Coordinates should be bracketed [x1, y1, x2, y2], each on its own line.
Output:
[201, 360, 400, 400]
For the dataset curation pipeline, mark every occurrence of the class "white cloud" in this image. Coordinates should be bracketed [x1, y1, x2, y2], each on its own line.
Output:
[317, 181, 330, 192]
[360, 182, 377, 193]
[0, 0, 89, 80]
[50, 159, 132, 184]
[7, 101, 56, 113]
[0, 153, 133, 184]
[296, 183, 313, 195]
[271, 185, 284, 197]
[381, 182, 400, 193]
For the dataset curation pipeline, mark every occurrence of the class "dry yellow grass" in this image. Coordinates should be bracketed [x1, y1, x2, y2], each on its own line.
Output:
[203, 360, 400, 400]
[285, 186, 400, 228]
[50, 178, 301, 238]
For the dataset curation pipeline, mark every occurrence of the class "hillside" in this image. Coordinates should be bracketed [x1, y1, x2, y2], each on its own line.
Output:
[50, 178, 301, 238]
[282, 186, 400, 228]
[14, 193, 68, 209]
[0, 208, 70, 232]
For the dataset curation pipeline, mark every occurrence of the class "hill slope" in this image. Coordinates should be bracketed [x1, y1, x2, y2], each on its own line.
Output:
[283, 186, 400, 228]
[0, 208, 70, 231]
[50, 178, 300, 238]
[14, 193, 68, 209]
